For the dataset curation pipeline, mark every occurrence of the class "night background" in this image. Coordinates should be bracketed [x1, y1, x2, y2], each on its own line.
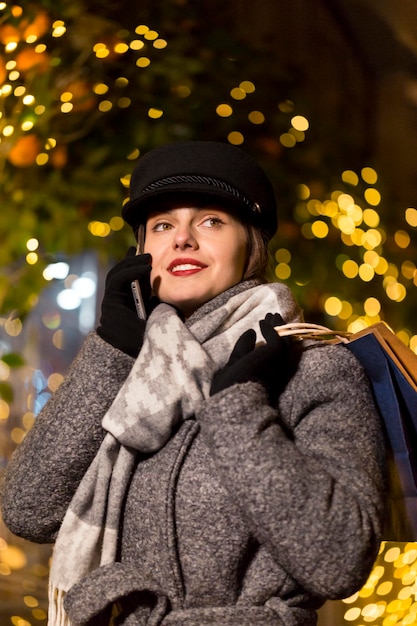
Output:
[1, 1, 417, 624]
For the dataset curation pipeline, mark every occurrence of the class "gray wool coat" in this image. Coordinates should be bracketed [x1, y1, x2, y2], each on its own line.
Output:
[1, 282, 386, 626]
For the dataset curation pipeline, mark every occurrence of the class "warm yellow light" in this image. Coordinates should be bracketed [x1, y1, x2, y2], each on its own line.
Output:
[61, 102, 73, 113]
[46, 137, 57, 149]
[344, 606, 361, 621]
[60, 91, 73, 102]
[114, 43, 129, 54]
[88, 221, 111, 237]
[291, 115, 309, 131]
[96, 48, 109, 59]
[153, 39, 168, 49]
[24, 595, 39, 608]
[289, 128, 305, 142]
[410, 336, 417, 354]
[126, 149, 140, 160]
[361, 166, 378, 184]
[4, 317, 22, 337]
[117, 97, 130, 108]
[48, 373, 64, 392]
[0, 545, 27, 569]
[26, 251, 39, 264]
[3, 125, 14, 137]
[363, 250, 380, 268]
[337, 215, 355, 235]
[362, 228, 382, 249]
[130, 39, 145, 50]
[363, 208, 380, 227]
[240, 81, 255, 93]
[339, 301, 353, 319]
[405, 207, 417, 227]
[322, 200, 338, 217]
[22, 94, 35, 105]
[275, 248, 291, 263]
[342, 260, 359, 278]
[227, 131, 244, 145]
[93, 43, 106, 52]
[98, 101, 112, 112]
[36, 153, 49, 166]
[144, 30, 158, 40]
[364, 188, 381, 206]
[324, 296, 342, 316]
[311, 220, 328, 238]
[216, 104, 233, 117]
[297, 184, 310, 200]
[341, 170, 359, 186]
[248, 111, 265, 124]
[148, 107, 163, 119]
[136, 57, 151, 68]
[93, 83, 109, 95]
[279, 133, 296, 148]
[274, 263, 291, 280]
[375, 257, 388, 275]
[109, 216, 124, 231]
[26, 238, 39, 251]
[52, 21, 66, 37]
[385, 280, 406, 302]
[135, 25, 149, 35]
[401, 260, 416, 279]
[0, 399, 10, 421]
[337, 193, 354, 210]
[358, 263, 374, 282]
[376, 581, 393, 596]
[364, 297, 381, 316]
[230, 87, 246, 100]
[395, 229, 411, 248]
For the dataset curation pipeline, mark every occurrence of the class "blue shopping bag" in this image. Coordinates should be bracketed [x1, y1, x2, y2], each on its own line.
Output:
[345, 325, 417, 541]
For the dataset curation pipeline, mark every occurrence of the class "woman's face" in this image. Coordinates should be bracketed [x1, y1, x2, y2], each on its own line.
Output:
[144, 204, 248, 317]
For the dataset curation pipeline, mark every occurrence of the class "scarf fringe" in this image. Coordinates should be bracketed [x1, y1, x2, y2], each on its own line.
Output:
[48, 583, 72, 626]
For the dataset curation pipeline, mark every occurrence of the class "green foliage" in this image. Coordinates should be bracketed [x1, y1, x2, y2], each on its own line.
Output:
[1, 0, 416, 342]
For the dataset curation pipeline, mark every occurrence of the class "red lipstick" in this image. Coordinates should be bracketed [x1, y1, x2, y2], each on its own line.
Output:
[168, 258, 207, 276]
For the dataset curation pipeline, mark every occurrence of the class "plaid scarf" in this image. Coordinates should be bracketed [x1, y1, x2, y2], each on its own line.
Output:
[48, 282, 302, 626]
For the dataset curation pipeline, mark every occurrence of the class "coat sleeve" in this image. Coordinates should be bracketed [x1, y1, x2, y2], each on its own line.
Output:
[1, 332, 134, 544]
[196, 342, 387, 600]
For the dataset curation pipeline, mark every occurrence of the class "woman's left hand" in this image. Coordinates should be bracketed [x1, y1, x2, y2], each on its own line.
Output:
[210, 313, 294, 405]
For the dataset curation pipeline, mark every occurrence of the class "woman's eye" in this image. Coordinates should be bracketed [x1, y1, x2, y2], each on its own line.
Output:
[202, 216, 224, 228]
[153, 222, 172, 232]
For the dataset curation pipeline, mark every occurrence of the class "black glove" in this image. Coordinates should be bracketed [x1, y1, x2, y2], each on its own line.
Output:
[210, 313, 295, 405]
[97, 248, 154, 358]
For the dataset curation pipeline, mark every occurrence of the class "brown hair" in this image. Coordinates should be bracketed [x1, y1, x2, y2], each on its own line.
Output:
[242, 225, 271, 282]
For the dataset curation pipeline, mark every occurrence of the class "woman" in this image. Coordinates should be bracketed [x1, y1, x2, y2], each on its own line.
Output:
[1, 141, 386, 626]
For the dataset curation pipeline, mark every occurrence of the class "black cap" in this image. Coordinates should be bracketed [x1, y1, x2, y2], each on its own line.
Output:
[122, 141, 278, 239]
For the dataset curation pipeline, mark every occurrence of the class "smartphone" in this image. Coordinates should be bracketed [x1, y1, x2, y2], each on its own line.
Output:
[131, 224, 147, 320]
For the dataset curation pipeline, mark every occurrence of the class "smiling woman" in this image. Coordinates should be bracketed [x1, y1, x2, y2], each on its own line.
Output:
[1, 140, 387, 626]
[144, 205, 248, 317]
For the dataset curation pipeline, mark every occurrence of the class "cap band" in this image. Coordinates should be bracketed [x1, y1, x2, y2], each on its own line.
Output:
[141, 174, 261, 215]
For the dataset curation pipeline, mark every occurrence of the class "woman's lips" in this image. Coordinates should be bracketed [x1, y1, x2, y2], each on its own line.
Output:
[168, 259, 207, 276]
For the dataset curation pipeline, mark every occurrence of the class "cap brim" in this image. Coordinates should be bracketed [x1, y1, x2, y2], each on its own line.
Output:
[122, 185, 257, 229]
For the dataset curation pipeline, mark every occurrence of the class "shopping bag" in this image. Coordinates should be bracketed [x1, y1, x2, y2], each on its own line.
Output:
[276, 321, 417, 541]
[344, 324, 417, 541]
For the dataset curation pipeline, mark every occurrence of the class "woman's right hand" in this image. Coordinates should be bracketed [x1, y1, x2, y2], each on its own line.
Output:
[97, 248, 154, 358]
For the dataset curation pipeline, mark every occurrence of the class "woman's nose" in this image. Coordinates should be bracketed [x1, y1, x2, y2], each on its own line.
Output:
[173, 224, 198, 249]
